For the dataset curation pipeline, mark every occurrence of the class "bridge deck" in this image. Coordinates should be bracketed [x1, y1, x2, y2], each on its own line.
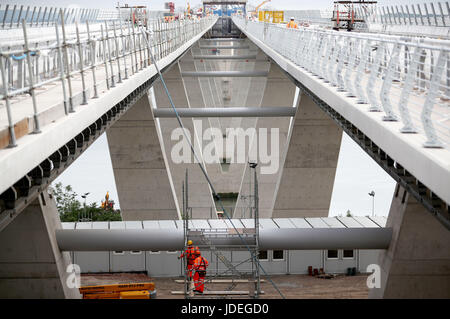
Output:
[0, 18, 217, 196]
[235, 18, 450, 206]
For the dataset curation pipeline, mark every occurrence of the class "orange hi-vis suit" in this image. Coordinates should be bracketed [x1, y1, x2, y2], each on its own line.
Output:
[179, 245, 200, 279]
[287, 20, 298, 29]
[193, 256, 209, 293]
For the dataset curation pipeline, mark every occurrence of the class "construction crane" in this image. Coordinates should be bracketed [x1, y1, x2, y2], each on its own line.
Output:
[250, 0, 271, 19]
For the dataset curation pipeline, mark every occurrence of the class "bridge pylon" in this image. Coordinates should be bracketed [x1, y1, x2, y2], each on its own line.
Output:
[0, 190, 81, 298]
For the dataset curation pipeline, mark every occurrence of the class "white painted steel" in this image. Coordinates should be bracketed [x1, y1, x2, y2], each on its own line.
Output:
[233, 17, 450, 206]
[233, 18, 450, 149]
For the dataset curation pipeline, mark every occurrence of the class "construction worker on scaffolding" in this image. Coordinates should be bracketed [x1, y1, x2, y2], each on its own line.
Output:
[286, 17, 298, 29]
[193, 252, 209, 294]
[178, 240, 200, 280]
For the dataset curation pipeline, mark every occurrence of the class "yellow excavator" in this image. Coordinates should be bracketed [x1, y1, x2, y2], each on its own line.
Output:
[250, 0, 271, 19]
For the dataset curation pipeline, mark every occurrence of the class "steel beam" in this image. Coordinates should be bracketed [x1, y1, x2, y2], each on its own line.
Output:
[55, 228, 392, 251]
[153, 107, 296, 118]
[181, 71, 268, 77]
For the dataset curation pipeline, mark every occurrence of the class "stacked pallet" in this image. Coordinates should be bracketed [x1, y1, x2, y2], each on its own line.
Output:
[80, 282, 156, 299]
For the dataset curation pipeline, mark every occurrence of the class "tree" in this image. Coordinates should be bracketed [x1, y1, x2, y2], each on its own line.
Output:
[346, 210, 352, 217]
[50, 183, 81, 216]
[49, 183, 122, 222]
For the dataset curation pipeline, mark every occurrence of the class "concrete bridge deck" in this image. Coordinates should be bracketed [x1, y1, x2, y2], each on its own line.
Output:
[0, 13, 449, 299]
[233, 18, 450, 208]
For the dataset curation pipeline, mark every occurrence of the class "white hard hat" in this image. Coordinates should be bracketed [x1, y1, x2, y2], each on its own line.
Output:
[290, 17, 295, 20]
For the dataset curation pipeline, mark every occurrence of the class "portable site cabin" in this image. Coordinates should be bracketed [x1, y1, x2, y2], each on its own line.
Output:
[61, 216, 387, 276]
[72, 222, 110, 273]
[145, 220, 180, 277]
[110, 221, 146, 272]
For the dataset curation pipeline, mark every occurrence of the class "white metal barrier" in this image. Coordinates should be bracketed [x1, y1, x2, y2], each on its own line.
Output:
[0, 13, 217, 147]
[233, 17, 450, 149]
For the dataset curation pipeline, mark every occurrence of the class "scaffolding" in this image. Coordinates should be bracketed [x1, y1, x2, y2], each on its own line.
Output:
[181, 167, 261, 299]
[331, 1, 378, 31]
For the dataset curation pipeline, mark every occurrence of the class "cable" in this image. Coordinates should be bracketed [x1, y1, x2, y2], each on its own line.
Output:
[139, 24, 286, 299]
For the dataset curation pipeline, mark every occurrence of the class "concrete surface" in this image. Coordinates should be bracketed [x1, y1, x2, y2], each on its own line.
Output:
[235, 61, 297, 218]
[272, 91, 343, 218]
[369, 184, 450, 298]
[237, 20, 450, 209]
[0, 191, 81, 298]
[107, 93, 179, 220]
[152, 63, 217, 219]
[81, 272, 370, 299]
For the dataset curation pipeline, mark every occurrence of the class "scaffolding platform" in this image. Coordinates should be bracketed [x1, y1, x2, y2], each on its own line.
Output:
[181, 168, 262, 299]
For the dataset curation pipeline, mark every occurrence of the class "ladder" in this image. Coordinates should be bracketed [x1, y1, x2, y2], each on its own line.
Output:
[199, 232, 243, 278]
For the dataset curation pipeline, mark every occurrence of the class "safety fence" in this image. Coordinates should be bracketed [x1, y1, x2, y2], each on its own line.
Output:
[233, 17, 450, 149]
[0, 4, 104, 29]
[366, 1, 450, 28]
[0, 13, 217, 147]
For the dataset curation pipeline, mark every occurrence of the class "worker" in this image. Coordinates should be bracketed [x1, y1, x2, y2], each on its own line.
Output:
[178, 240, 200, 280]
[287, 17, 298, 29]
[192, 252, 209, 294]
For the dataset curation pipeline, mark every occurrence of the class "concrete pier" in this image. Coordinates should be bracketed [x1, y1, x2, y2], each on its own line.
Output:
[235, 61, 297, 218]
[107, 94, 179, 220]
[369, 184, 450, 298]
[152, 64, 216, 219]
[272, 91, 343, 218]
[0, 191, 81, 298]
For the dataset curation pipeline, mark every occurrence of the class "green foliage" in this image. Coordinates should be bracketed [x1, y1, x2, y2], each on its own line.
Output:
[346, 210, 352, 217]
[49, 183, 122, 222]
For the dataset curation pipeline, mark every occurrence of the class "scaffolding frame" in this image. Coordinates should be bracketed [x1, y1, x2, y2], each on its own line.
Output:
[181, 167, 261, 299]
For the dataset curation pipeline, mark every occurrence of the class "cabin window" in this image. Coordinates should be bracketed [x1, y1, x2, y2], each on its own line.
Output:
[327, 250, 338, 259]
[343, 250, 354, 259]
[258, 250, 268, 260]
[273, 250, 284, 261]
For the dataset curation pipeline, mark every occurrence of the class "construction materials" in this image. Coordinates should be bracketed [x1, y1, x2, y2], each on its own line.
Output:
[120, 290, 150, 299]
[258, 11, 284, 23]
[80, 282, 155, 299]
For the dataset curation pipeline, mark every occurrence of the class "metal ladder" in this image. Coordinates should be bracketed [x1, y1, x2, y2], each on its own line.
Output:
[199, 232, 243, 278]
[199, 233, 244, 294]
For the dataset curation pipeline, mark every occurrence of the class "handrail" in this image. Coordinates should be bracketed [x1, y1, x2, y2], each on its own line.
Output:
[0, 13, 217, 148]
[233, 17, 450, 149]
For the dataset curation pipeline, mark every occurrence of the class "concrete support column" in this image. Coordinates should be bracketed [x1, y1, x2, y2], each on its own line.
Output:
[0, 191, 81, 299]
[369, 184, 450, 298]
[235, 61, 297, 218]
[272, 90, 343, 218]
[152, 63, 216, 219]
[107, 93, 179, 220]
[180, 49, 223, 195]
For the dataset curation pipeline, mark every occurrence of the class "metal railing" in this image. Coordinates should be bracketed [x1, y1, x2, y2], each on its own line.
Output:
[365, 1, 450, 28]
[0, 4, 103, 29]
[0, 12, 217, 148]
[234, 17, 450, 149]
